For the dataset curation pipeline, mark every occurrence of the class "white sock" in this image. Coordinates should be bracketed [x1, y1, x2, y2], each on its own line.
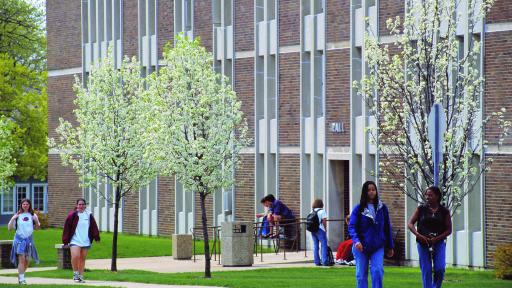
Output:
[19, 273, 25, 281]
[73, 271, 78, 276]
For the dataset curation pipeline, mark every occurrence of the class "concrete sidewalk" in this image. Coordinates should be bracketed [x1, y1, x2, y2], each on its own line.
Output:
[84, 251, 317, 273]
[0, 276, 219, 287]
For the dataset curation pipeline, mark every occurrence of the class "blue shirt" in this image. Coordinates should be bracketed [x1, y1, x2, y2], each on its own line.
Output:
[269, 199, 294, 219]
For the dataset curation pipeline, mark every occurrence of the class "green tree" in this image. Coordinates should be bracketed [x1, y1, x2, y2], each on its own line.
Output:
[0, 0, 47, 181]
[0, 0, 46, 70]
[0, 54, 47, 181]
[145, 35, 249, 278]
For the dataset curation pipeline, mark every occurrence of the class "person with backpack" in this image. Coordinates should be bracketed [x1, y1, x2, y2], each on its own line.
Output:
[8, 198, 40, 285]
[62, 198, 100, 283]
[348, 181, 394, 288]
[307, 199, 329, 266]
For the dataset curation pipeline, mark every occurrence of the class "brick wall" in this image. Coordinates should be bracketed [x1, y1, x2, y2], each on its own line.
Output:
[122, 191, 139, 234]
[279, 0, 300, 46]
[278, 155, 301, 217]
[46, 0, 82, 70]
[234, 57, 255, 146]
[279, 53, 300, 146]
[378, 178, 406, 261]
[484, 31, 512, 145]
[234, 0, 254, 52]
[484, 154, 512, 267]
[234, 154, 255, 222]
[326, 0, 350, 42]
[379, 0, 404, 36]
[158, 0, 174, 58]
[48, 75, 78, 141]
[193, 0, 213, 51]
[123, 0, 138, 58]
[487, 0, 512, 24]
[47, 155, 82, 227]
[326, 48, 350, 147]
[158, 175, 175, 236]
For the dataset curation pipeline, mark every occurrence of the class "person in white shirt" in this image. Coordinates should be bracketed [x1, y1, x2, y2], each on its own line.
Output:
[8, 198, 41, 285]
[62, 198, 100, 283]
[310, 199, 328, 266]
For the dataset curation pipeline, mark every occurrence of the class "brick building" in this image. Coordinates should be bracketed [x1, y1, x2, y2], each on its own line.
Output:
[46, 0, 511, 268]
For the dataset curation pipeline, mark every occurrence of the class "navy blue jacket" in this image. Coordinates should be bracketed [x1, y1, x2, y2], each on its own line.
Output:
[348, 201, 394, 255]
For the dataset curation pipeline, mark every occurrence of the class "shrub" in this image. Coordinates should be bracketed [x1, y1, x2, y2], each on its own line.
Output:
[495, 244, 512, 280]
[34, 209, 49, 229]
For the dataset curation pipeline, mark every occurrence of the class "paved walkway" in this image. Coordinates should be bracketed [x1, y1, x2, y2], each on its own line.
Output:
[0, 275, 218, 287]
[84, 251, 317, 273]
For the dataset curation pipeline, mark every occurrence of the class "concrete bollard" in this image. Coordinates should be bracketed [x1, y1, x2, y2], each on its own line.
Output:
[172, 234, 193, 260]
[55, 244, 72, 269]
[0, 240, 15, 268]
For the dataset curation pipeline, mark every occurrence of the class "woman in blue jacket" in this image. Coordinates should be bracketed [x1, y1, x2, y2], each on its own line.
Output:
[349, 181, 394, 288]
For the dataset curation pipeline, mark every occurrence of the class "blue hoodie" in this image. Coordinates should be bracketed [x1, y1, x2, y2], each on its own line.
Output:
[348, 200, 394, 255]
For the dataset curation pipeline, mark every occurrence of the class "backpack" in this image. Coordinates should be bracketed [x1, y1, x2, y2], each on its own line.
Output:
[326, 246, 335, 266]
[306, 209, 321, 232]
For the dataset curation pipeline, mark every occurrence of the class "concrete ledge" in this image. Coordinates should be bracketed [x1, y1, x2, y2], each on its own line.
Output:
[172, 234, 193, 260]
[0, 240, 14, 268]
[55, 244, 72, 269]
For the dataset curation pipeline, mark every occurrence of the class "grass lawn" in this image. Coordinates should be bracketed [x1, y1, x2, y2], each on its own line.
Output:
[0, 285, 111, 288]
[0, 227, 220, 267]
[23, 267, 511, 288]
[0, 226, 270, 267]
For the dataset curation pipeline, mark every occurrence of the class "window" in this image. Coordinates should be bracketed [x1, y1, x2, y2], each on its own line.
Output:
[32, 185, 46, 212]
[1, 187, 14, 214]
[16, 184, 29, 209]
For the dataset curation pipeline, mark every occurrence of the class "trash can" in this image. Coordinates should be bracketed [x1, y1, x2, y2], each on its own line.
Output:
[221, 221, 254, 267]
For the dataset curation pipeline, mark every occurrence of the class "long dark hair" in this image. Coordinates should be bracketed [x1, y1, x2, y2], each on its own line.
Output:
[359, 181, 379, 212]
[425, 186, 442, 205]
[17, 198, 34, 215]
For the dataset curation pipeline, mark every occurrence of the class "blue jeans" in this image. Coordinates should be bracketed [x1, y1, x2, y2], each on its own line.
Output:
[311, 229, 328, 266]
[417, 241, 446, 288]
[353, 246, 384, 288]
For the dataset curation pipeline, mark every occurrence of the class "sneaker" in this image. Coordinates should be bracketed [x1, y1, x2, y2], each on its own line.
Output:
[347, 260, 356, 266]
[78, 275, 86, 283]
[18, 280, 27, 285]
[335, 259, 343, 265]
[73, 274, 80, 283]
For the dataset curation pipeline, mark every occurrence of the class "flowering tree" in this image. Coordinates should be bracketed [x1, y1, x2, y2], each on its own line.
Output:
[145, 35, 248, 278]
[49, 54, 157, 271]
[0, 116, 16, 191]
[356, 0, 510, 212]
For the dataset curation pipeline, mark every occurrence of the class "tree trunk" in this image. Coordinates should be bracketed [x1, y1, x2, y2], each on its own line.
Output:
[199, 191, 211, 278]
[111, 186, 121, 271]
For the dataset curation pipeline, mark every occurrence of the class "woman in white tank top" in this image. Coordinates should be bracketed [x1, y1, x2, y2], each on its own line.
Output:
[8, 198, 40, 285]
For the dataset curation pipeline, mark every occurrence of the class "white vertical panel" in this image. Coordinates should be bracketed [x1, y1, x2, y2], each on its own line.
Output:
[471, 231, 483, 267]
[305, 117, 313, 154]
[101, 206, 108, 231]
[85, 43, 92, 72]
[226, 25, 233, 59]
[151, 209, 157, 235]
[446, 235, 454, 264]
[116, 39, 122, 67]
[187, 211, 193, 234]
[151, 35, 157, 66]
[315, 13, 325, 50]
[355, 116, 364, 154]
[269, 19, 277, 55]
[93, 42, 100, 63]
[101, 41, 108, 59]
[368, 116, 376, 154]
[178, 211, 186, 234]
[304, 15, 314, 52]
[143, 209, 150, 235]
[142, 35, 149, 66]
[93, 207, 100, 224]
[270, 118, 277, 153]
[355, 8, 364, 47]
[109, 207, 115, 232]
[216, 27, 224, 60]
[316, 117, 325, 154]
[258, 21, 267, 56]
[368, 6, 377, 38]
[258, 119, 266, 154]
[456, 230, 468, 265]
[456, 0, 467, 36]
